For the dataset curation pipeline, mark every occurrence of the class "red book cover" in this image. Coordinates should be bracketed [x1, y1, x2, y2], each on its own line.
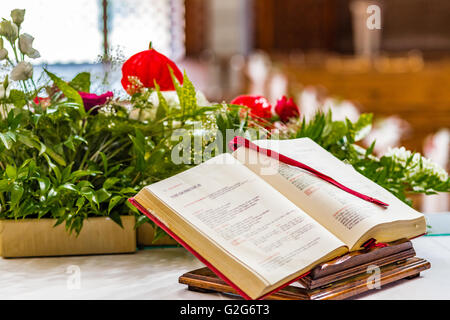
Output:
[128, 197, 310, 300]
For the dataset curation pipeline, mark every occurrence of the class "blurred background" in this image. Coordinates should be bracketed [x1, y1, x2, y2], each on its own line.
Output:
[1, 0, 449, 211]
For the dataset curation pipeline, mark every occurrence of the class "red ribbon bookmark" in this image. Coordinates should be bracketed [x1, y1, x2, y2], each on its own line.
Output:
[228, 136, 389, 208]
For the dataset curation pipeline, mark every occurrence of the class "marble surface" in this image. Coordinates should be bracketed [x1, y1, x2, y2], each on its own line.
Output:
[0, 236, 449, 300]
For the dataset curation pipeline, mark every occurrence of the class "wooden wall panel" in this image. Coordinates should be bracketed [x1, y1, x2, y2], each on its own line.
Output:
[185, 0, 209, 56]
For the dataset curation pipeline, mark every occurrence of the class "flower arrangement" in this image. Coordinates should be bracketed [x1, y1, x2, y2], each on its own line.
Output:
[0, 9, 221, 235]
[0, 8, 448, 238]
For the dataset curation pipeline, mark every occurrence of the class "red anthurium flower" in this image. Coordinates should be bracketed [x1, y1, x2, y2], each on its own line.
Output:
[231, 95, 273, 119]
[275, 96, 299, 122]
[121, 43, 183, 94]
[33, 96, 50, 106]
[79, 91, 113, 114]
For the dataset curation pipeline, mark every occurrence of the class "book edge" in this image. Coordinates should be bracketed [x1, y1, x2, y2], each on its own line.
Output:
[128, 197, 253, 300]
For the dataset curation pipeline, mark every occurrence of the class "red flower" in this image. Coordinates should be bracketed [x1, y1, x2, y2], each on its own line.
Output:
[230, 95, 273, 119]
[79, 91, 113, 114]
[274, 96, 299, 122]
[121, 45, 183, 94]
[33, 96, 50, 105]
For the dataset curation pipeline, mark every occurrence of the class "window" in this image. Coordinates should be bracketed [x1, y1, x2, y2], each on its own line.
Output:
[0, 0, 185, 64]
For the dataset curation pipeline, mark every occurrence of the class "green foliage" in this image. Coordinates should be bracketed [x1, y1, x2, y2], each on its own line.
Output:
[286, 111, 449, 204]
[0, 69, 223, 235]
[69, 72, 91, 92]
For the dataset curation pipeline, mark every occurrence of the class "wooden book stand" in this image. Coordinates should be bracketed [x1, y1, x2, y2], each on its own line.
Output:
[179, 240, 430, 300]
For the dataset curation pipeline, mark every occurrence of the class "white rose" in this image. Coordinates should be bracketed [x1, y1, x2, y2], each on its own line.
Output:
[0, 20, 18, 42]
[149, 90, 179, 107]
[0, 48, 7, 60]
[129, 108, 154, 121]
[10, 9, 25, 27]
[18, 33, 40, 59]
[10, 61, 33, 81]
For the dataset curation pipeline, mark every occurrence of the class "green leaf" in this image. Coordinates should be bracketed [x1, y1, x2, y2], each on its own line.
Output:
[76, 197, 86, 209]
[0, 179, 11, 192]
[8, 89, 27, 108]
[69, 72, 91, 92]
[5, 165, 16, 179]
[119, 187, 137, 194]
[365, 140, 376, 157]
[37, 177, 50, 195]
[63, 138, 75, 152]
[100, 152, 108, 174]
[76, 180, 94, 189]
[154, 81, 168, 121]
[352, 113, 373, 142]
[10, 183, 24, 208]
[70, 170, 101, 181]
[153, 227, 168, 243]
[148, 148, 165, 165]
[96, 188, 112, 203]
[80, 187, 98, 206]
[135, 215, 150, 228]
[44, 69, 84, 115]
[103, 177, 120, 190]
[46, 147, 66, 166]
[109, 211, 123, 228]
[322, 121, 347, 148]
[7, 110, 22, 129]
[108, 195, 123, 214]
[58, 183, 77, 193]
[0, 132, 13, 149]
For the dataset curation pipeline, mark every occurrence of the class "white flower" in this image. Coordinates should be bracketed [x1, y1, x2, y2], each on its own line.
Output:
[0, 48, 7, 60]
[195, 90, 210, 106]
[385, 147, 448, 182]
[18, 33, 40, 59]
[148, 90, 210, 108]
[10, 9, 25, 27]
[0, 20, 18, 42]
[0, 78, 10, 99]
[128, 108, 154, 121]
[10, 61, 33, 81]
[129, 90, 210, 122]
[149, 90, 179, 107]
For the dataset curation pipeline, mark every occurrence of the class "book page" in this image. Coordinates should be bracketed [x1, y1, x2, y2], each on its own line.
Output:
[146, 153, 346, 285]
[233, 138, 425, 249]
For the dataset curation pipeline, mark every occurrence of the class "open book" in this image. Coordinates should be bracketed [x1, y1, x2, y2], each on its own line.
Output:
[130, 138, 426, 300]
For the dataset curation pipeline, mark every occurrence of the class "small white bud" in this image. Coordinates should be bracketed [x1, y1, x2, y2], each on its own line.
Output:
[0, 77, 10, 98]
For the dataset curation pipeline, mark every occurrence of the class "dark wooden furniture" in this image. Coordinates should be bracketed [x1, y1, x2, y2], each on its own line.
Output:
[179, 240, 430, 300]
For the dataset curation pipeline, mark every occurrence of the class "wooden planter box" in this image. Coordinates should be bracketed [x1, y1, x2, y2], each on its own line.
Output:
[0, 216, 136, 258]
[137, 223, 178, 246]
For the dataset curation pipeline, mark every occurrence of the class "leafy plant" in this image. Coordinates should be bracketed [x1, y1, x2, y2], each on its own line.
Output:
[1, 43, 234, 237]
[282, 111, 449, 204]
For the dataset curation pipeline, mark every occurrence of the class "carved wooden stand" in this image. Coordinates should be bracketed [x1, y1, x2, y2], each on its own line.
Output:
[179, 240, 430, 300]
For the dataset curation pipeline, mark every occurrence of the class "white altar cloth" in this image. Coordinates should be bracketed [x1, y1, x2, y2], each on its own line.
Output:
[1, 236, 449, 300]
